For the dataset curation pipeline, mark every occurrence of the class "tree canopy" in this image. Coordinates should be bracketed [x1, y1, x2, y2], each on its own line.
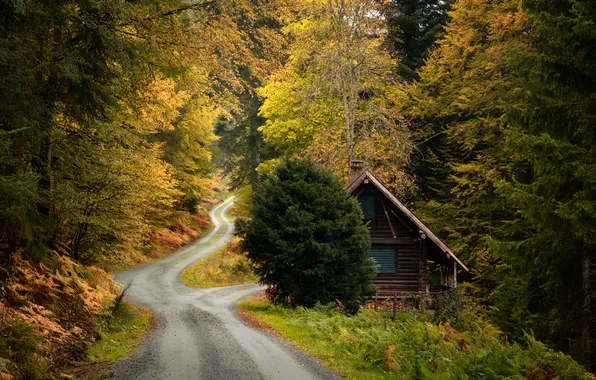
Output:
[257, 0, 411, 193]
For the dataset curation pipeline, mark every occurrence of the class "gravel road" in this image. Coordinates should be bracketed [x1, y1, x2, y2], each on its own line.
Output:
[111, 197, 339, 380]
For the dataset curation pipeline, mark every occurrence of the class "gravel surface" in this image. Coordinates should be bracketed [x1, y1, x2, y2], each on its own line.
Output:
[111, 197, 339, 380]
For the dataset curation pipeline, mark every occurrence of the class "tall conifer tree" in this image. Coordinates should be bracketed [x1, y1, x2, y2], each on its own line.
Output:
[496, 0, 596, 366]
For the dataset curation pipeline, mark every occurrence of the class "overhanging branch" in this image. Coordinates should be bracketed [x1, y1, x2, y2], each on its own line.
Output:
[157, 0, 217, 18]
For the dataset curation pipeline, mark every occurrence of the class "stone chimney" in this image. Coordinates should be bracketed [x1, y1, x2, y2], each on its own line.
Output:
[348, 160, 365, 183]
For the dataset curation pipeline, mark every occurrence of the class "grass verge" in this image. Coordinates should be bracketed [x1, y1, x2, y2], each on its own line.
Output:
[67, 302, 152, 379]
[238, 294, 591, 380]
[181, 237, 257, 288]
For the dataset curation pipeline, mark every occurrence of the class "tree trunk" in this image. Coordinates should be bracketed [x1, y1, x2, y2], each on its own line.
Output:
[582, 247, 592, 369]
[71, 222, 89, 262]
[36, 122, 52, 217]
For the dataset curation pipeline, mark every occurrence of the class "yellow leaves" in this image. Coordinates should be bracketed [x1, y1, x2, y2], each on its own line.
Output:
[258, 0, 410, 190]
[259, 69, 339, 155]
[256, 158, 283, 176]
[123, 76, 190, 133]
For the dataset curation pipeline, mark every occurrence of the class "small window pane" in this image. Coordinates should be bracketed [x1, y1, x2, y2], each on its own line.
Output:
[368, 249, 395, 273]
[358, 196, 376, 219]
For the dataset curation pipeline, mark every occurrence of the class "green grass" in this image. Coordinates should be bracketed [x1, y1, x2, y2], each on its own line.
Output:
[181, 237, 257, 288]
[238, 296, 590, 380]
[88, 303, 151, 362]
[238, 296, 390, 379]
[70, 302, 152, 379]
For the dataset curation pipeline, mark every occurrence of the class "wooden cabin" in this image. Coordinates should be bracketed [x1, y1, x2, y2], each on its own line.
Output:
[347, 161, 468, 295]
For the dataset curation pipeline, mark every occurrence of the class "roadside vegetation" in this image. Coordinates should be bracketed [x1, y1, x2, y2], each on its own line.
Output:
[68, 301, 152, 379]
[0, 253, 116, 379]
[182, 237, 257, 288]
[239, 294, 591, 380]
[0, 198, 215, 379]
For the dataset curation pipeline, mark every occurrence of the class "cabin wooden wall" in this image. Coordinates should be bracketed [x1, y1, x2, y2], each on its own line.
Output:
[357, 184, 428, 294]
[352, 178, 461, 295]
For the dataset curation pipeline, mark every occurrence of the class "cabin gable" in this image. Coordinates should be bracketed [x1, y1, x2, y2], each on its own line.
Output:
[348, 167, 467, 294]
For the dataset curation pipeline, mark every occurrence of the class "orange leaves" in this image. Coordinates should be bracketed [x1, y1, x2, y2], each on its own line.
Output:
[383, 344, 401, 371]
[437, 321, 471, 352]
[1, 252, 117, 350]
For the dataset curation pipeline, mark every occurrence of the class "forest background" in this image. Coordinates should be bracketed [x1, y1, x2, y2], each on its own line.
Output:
[0, 0, 594, 373]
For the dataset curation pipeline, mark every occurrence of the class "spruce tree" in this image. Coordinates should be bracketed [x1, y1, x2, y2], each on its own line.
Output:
[383, 0, 453, 80]
[240, 159, 376, 313]
[496, 0, 596, 366]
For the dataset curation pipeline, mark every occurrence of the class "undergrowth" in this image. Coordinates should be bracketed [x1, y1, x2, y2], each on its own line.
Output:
[238, 295, 590, 380]
[0, 315, 51, 379]
[72, 303, 151, 379]
[0, 251, 117, 379]
[181, 237, 257, 288]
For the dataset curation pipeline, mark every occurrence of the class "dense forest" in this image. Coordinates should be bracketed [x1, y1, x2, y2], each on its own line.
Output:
[0, 0, 594, 375]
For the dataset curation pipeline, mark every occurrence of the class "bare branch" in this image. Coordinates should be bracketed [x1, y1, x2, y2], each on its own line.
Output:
[156, 0, 217, 19]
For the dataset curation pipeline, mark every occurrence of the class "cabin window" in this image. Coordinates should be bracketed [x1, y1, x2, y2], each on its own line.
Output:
[368, 249, 395, 273]
[358, 196, 376, 219]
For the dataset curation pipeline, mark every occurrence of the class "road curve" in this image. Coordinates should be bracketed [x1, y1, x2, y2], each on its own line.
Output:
[111, 197, 338, 380]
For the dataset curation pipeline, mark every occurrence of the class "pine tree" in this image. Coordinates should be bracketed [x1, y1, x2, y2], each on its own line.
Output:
[383, 0, 453, 80]
[496, 0, 596, 366]
[403, 0, 529, 288]
[240, 159, 376, 313]
[404, 0, 594, 366]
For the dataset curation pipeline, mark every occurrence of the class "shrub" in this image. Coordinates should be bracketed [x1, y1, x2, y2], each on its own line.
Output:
[0, 316, 49, 379]
[239, 159, 376, 313]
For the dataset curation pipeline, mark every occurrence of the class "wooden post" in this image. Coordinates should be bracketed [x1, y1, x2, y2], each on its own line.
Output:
[392, 292, 397, 321]
[374, 295, 378, 311]
[420, 247, 427, 292]
[381, 202, 397, 238]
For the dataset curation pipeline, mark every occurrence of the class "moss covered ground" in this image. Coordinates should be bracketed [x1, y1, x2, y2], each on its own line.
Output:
[67, 302, 152, 379]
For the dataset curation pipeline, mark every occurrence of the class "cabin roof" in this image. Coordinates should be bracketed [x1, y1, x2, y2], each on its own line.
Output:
[347, 170, 469, 272]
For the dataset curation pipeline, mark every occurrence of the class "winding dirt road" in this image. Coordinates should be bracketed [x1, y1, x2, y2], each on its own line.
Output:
[112, 197, 338, 380]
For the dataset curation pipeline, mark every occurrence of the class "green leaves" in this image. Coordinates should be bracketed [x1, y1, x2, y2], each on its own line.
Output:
[404, 0, 595, 366]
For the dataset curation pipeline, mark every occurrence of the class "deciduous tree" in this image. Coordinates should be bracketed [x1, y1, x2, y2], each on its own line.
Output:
[258, 0, 411, 192]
